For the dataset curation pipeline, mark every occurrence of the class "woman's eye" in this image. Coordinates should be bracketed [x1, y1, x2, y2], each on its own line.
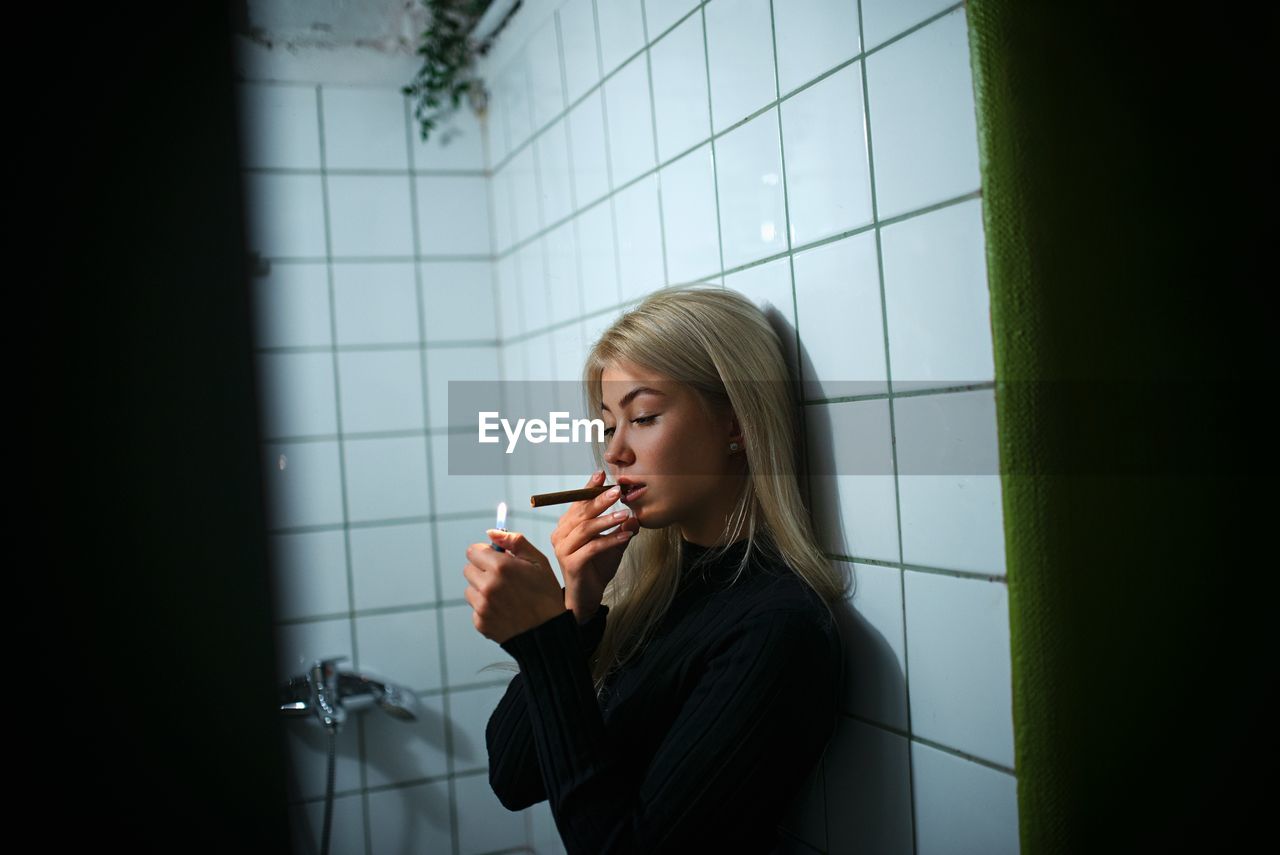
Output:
[602, 415, 657, 437]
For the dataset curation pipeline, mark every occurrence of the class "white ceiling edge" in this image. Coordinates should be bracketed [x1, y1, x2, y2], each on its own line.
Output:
[232, 34, 424, 87]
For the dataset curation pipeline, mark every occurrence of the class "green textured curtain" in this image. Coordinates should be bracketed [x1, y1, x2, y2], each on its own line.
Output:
[966, 2, 1267, 851]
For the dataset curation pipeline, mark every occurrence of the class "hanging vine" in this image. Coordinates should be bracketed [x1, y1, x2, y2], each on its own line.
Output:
[402, 0, 523, 144]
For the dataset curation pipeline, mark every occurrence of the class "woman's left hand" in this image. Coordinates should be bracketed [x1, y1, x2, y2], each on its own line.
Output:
[463, 531, 568, 645]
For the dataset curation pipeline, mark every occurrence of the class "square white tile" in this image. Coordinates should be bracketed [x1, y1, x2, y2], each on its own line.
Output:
[421, 260, 499, 344]
[332, 262, 420, 345]
[576, 202, 621, 314]
[537, 119, 576, 227]
[242, 173, 327, 259]
[261, 441, 345, 529]
[560, 0, 603, 106]
[644, 0, 701, 41]
[650, 10, 711, 164]
[567, 90, 611, 208]
[659, 143, 719, 286]
[903, 570, 1014, 767]
[597, 0, 646, 77]
[894, 389, 1005, 575]
[326, 174, 415, 257]
[410, 94, 486, 172]
[256, 351, 338, 438]
[823, 716, 915, 854]
[500, 48, 536, 152]
[551, 316, 587, 381]
[528, 14, 568, 133]
[837, 560, 908, 728]
[320, 85, 409, 171]
[274, 616, 353, 682]
[289, 791, 365, 854]
[715, 107, 788, 269]
[434, 516, 493, 602]
[724, 256, 801, 386]
[270, 529, 350, 620]
[251, 262, 331, 349]
[426, 345, 503, 430]
[861, 0, 959, 52]
[880, 198, 993, 388]
[486, 68, 513, 166]
[446, 684, 509, 772]
[491, 160, 517, 254]
[431, 434, 508, 516]
[792, 230, 886, 401]
[495, 253, 523, 340]
[805, 399, 900, 562]
[236, 82, 321, 170]
[517, 241, 552, 333]
[337, 350, 425, 434]
[510, 144, 542, 244]
[284, 721, 359, 809]
[865, 8, 980, 219]
[603, 53, 657, 189]
[545, 220, 582, 327]
[780, 62, 874, 247]
[773, 0, 861, 96]
[454, 769, 533, 853]
[362, 694, 449, 786]
[415, 175, 493, 256]
[531, 800, 566, 854]
[612, 173, 667, 300]
[366, 781, 454, 854]
[705, 0, 778, 134]
[349, 521, 437, 610]
[911, 741, 1021, 855]
[342, 435, 432, 522]
[441, 603, 517, 687]
[355, 608, 442, 691]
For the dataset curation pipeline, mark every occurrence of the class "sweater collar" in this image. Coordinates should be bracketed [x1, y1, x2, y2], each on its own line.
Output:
[679, 536, 752, 585]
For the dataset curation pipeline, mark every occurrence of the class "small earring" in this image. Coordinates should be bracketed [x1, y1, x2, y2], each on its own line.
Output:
[729, 442, 740, 453]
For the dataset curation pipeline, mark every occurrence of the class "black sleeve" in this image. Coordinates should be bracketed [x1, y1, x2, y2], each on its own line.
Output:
[497, 606, 838, 853]
[486, 604, 610, 810]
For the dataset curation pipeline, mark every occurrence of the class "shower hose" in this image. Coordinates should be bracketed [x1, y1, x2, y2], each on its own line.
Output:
[320, 728, 336, 855]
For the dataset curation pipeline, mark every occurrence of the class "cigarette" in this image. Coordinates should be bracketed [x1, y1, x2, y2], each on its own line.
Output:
[530, 484, 617, 508]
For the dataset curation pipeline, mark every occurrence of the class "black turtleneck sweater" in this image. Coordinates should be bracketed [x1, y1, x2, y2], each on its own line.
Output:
[486, 537, 842, 854]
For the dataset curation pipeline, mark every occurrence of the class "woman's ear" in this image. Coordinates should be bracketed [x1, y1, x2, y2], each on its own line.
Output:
[724, 410, 744, 446]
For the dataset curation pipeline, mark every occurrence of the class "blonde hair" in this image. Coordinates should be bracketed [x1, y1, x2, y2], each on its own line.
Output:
[578, 283, 849, 696]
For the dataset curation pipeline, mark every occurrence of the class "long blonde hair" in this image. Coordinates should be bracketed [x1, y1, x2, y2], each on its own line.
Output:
[579, 283, 849, 696]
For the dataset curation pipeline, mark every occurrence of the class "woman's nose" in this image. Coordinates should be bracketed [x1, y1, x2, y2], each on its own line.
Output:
[603, 431, 632, 466]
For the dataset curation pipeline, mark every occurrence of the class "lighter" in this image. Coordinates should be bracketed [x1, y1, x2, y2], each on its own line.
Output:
[490, 501, 508, 552]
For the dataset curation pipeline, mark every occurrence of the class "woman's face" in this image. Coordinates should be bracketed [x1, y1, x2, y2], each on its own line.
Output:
[599, 360, 746, 546]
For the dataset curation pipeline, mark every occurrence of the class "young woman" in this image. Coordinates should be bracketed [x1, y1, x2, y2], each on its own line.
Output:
[462, 283, 848, 853]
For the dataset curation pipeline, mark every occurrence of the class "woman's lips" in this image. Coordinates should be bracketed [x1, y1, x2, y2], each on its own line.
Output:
[620, 484, 646, 504]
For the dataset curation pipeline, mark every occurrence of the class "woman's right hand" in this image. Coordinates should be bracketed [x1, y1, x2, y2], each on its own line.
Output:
[550, 469, 640, 623]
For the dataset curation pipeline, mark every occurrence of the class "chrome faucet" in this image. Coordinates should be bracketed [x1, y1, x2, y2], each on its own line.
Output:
[280, 656, 420, 733]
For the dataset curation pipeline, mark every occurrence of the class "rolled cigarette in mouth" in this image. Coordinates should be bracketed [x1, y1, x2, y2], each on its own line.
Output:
[530, 484, 622, 508]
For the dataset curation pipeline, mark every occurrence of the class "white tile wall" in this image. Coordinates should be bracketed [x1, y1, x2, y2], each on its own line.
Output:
[715, 107, 788, 269]
[242, 1, 1012, 852]
[251, 262, 331, 349]
[332, 262, 420, 345]
[602, 54, 657, 188]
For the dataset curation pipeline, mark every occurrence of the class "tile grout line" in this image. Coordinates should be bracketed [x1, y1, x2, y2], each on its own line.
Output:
[313, 82, 372, 855]
[593, 0, 627, 315]
[400, 85, 462, 855]
[700, 2, 726, 289]
[853, 3, 918, 852]
[640, 2, 671, 292]
[248, 189, 979, 339]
